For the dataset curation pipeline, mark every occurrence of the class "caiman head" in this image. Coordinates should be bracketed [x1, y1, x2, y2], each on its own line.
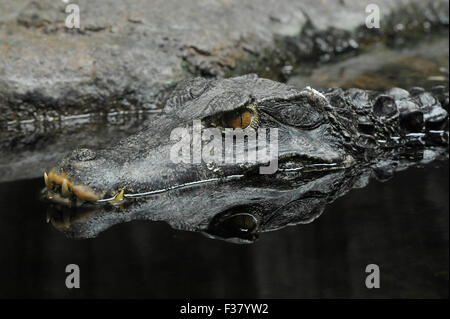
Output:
[43, 74, 449, 207]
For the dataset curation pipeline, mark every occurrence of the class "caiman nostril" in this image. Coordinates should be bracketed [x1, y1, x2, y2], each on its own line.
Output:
[70, 148, 96, 162]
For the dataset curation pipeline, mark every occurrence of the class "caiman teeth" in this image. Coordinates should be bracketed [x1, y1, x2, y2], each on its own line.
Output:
[44, 169, 103, 202]
[61, 178, 70, 197]
[44, 172, 52, 189]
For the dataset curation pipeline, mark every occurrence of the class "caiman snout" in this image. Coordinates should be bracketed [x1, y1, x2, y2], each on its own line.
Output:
[44, 168, 104, 206]
[44, 148, 113, 206]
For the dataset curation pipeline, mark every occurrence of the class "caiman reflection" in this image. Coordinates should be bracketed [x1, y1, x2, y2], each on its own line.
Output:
[44, 149, 448, 243]
[42, 75, 449, 242]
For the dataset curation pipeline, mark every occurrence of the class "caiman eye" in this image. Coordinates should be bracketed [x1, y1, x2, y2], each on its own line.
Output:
[205, 105, 259, 129]
[226, 110, 253, 129]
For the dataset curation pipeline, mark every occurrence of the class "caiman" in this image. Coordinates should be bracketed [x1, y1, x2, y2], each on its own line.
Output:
[42, 74, 449, 242]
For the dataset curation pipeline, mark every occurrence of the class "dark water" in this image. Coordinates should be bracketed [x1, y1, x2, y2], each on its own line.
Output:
[0, 162, 447, 298]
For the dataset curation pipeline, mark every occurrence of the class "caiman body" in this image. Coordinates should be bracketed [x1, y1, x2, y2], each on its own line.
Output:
[43, 74, 449, 242]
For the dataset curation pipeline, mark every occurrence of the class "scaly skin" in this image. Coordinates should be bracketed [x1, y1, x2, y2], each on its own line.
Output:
[44, 74, 449, 207]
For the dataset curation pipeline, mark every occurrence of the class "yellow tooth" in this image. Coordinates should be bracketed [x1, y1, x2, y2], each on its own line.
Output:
[44, 172, 52, 189]
[61, 178, 70, 197]
[109, 189, 124, 204]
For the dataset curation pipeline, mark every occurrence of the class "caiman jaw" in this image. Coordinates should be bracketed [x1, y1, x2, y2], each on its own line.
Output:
[44, 169, 106, 205]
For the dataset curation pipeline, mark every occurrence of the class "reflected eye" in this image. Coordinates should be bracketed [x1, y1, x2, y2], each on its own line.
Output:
[223, 213, 258, 233]
[207, 209, 259, 242]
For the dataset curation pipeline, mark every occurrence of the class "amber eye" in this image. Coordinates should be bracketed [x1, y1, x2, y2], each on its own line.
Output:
[227, 110, 253, 129]
[204, 105, 259, 130]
